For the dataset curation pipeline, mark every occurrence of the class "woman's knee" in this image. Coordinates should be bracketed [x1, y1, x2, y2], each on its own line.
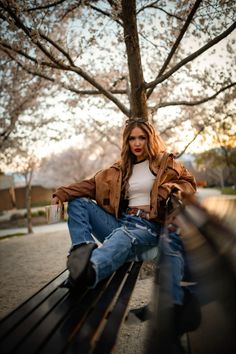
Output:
[105, 227, 134, 246]
[68, 197, 91, 213]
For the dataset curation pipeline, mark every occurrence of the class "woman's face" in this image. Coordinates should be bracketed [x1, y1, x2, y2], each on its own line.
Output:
[129, 127, 147, 162]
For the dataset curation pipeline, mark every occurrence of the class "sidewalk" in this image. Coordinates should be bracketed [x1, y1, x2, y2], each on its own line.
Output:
[195, 187, 221, 201]
[0, 222, 67, 238]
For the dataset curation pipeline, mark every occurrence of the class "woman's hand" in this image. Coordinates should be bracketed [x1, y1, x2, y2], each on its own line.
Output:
[45, 196, 65, 223]
[51, 196, 63, 207]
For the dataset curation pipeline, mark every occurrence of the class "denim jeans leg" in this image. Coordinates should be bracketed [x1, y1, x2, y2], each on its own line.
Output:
[67, 197, 121, 249]
[122, 216, 161, 261]
[91, 216, 161, 286]
[90, 226, 134, 285]
[161, 231, 185, 305]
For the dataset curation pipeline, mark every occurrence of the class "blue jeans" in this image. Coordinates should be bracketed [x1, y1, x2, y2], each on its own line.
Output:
[67, 197, 184, 304]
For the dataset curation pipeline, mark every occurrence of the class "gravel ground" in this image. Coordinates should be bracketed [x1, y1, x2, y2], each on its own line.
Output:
[0, 229, 70, 319]
[0, 228, 154, 354]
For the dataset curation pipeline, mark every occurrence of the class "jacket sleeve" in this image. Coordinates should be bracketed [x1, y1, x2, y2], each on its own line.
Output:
[158, 160, 197, 200]
[53, 176, 96, 203]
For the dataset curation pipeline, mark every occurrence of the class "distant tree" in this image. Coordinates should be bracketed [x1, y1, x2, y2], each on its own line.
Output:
[193, 88, 236, 185]
[214, 118, 236, 187]
[0, 58, 41, 149]
[0, 57, 76, 178]
[11, 151, 40, 233]
[195, 146, 236, 188]
[34, 140, 120, 188]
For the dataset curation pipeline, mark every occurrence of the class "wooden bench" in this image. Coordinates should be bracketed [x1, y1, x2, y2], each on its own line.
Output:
[2, 196, 235, 354]
[0, 261, 142, 354]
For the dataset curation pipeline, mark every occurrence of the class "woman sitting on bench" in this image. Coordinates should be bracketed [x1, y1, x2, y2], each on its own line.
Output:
[51, 118, 198, 336]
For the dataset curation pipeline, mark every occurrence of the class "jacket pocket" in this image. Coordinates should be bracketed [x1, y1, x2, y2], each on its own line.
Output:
[103, 198, 110, 206]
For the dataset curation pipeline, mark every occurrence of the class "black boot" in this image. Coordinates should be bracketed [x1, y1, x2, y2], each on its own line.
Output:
[129, 304, 152, 322]
[174, 287, 201, 336]
[66, 243, 97, 288]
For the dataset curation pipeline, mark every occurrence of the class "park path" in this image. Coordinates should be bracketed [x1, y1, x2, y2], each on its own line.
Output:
[0, 221, 67, 237]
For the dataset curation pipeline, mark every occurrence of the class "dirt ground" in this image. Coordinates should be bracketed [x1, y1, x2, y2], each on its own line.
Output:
[0, 229, 155, 354]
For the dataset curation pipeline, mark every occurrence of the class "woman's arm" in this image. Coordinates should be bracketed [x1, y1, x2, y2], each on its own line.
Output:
[158, 161, 197, 201]
[52, 176, 96, 203]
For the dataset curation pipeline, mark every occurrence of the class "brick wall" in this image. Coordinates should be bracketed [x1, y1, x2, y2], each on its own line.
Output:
[0, 186, 55, 211]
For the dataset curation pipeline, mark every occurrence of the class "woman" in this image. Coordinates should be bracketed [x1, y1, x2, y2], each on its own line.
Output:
[51, 118, 196, 307]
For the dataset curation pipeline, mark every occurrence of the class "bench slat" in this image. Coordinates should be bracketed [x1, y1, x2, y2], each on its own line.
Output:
[9, 285, 91, 354]
[0, 262, 142, 354]
[0, 270, 68, 341]
[67, 263, 134, 354]
[37, 276, 115, 354]
[93, 262, 142, 354]
[1, 285, 70, 354]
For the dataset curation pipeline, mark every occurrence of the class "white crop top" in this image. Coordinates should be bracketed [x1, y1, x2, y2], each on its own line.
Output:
[128, 160, 156, 206]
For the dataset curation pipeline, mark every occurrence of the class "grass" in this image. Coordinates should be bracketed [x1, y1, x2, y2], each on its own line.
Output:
[31, 201, 50, 207]
[0, 233, 26, 240]
[220, 187, 236, 195]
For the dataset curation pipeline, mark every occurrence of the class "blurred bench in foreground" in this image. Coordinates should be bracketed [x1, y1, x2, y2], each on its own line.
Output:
[145, 195, 236, 354]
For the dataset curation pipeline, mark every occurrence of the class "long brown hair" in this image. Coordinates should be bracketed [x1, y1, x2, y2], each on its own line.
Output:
[120, 120, 166, 197]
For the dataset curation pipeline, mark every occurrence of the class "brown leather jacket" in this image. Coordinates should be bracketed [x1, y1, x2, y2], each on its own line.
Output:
[53, 153, 196, 221]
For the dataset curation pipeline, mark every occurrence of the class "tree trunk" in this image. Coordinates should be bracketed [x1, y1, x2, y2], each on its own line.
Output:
[219, 170, 225, 189]
[220, 146, 236, 189]
[122, 0, 148, 119]
[24, 171, 33, 234]
[26, 182, 33, 234]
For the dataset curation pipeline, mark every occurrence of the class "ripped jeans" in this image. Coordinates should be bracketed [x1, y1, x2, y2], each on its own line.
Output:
[67, 197, 184, 304]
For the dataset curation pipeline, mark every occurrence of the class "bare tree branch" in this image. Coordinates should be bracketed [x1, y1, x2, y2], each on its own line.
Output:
[0, 47, 54, 79]
[146, 20, 236, 89]
[1, 3, 65, 65]
[137, 0, 184, 21]
[91, 120, 121, 150]
[25, 0, 68, 12]
[0, 41, 38, 64]
[0, 82, 41, 148]
[0, 41, 67, 69]
[88, 3, 123, 26]
[1, 3, 130, 116]
[61, 64, 130, 115]
[0, 0, 234, 155]
[176, 126, 205, 158]
[174, 113, 233, 158]
[1, 49, 128, 102]
[147, 0, 202, 98]
[154, 82, 236, 109]
[6, 54, 128, 99]
[39, 32, 74, 66]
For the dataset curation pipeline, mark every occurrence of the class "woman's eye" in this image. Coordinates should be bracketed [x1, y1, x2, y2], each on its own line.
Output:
[129, 135, 146, 141]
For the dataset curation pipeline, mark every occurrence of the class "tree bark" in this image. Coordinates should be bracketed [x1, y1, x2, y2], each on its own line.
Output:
[24, 171, 33, 234]
[122, 0, 148, 119]
[26, 184, 33, 234]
